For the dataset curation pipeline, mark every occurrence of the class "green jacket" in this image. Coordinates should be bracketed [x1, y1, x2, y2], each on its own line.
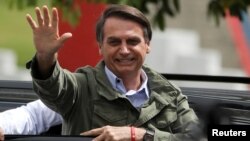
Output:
[32, 60, 200, 141]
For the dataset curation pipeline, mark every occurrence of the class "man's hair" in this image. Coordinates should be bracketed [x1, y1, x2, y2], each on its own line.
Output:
[96, 4, 152, 44]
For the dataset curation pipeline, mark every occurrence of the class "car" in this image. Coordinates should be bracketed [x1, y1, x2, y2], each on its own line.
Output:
[1, 73, 250, 140]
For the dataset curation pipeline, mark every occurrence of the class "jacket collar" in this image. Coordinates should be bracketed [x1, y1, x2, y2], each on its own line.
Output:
[95, 61, 123, 100]
[94, 61, 178, 106]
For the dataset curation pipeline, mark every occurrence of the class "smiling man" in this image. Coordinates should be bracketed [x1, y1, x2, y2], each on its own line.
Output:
[26, 4, 200, 141]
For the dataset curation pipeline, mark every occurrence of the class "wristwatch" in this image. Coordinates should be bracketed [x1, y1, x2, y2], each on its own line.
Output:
[143, 129, 155, 141]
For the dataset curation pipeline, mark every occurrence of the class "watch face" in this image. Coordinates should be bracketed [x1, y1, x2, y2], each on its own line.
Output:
[144, 134, 153, 141]
[143, 130, 154, 141]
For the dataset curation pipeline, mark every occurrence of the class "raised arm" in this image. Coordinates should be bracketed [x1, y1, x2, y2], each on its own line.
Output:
[26, 5, 72, 78]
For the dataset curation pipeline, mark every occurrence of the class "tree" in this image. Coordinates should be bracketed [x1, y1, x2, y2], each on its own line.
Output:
[3, 0, 250, 30]
[208, 0, 250, 25]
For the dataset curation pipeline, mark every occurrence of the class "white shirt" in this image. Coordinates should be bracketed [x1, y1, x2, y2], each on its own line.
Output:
[0, 100, 62, 134]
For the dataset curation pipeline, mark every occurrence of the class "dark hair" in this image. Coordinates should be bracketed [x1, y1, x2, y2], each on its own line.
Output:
[96, 4, 152, 44]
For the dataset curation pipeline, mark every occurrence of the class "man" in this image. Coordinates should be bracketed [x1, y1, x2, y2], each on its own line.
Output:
[26, 4, 200, 141]
[0, 127, 3, 141]
[0, 100, 62, 136]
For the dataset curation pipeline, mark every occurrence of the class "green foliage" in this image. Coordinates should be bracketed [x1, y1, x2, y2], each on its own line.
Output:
[87, 0, 180, 30]
[6, 0, 36, 10]
[3, 0, 180, 30]
[3, 0, 250, 29]
[51, 0, 81, 26]
[4, 0, 82, 27]
[207, 0, 250, 25]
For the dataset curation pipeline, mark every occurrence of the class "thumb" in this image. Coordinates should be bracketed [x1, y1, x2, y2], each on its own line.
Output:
[80, 130, 93, 136]
[59, 32, 72, 44]
[80, 128, 103, 136]
[80, 131, 88, 136]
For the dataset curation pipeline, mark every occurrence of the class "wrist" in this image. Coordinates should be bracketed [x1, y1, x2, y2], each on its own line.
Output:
[36, 52, 57, 65]
[131, 126, 136, 141]
[35, 53, 57, 78]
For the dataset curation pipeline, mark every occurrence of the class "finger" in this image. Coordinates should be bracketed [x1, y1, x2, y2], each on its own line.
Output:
[35, 7, 43, 27]
[51, 7, 58, 29]
[43, 5, 51, 26]
[80, 127, 103, 136]
[58, 33, 72, 45]
[26, 14, 37, 30]
[92, 133, 105, 141]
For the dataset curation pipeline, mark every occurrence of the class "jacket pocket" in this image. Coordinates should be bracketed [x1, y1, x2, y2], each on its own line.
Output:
[92, 101, 128, 128]
[154, 107, 177, 129]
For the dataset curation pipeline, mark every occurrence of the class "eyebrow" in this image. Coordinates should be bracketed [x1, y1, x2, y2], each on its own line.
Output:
[106, 35, 142, 40]
[106, 36, 120, 40]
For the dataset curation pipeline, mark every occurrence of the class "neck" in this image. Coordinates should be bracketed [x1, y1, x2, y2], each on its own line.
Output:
[120, 71, 142, 91]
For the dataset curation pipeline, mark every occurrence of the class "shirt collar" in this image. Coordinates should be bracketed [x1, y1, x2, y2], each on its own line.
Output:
[104, 66, 149, 98]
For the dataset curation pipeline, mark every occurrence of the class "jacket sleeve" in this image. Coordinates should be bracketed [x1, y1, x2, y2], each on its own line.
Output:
[31, 60, 87, 118]
[153, 92, 202, 141]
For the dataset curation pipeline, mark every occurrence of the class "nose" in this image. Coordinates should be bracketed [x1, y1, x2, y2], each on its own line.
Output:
[119, 43, 130, 54]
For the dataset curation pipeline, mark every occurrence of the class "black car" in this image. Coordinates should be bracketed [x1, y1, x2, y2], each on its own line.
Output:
[1, 74, 250, 141]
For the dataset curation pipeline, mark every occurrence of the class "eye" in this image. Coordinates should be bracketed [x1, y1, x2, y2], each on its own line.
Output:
[127, 38, 141, 46]
[107, 39, 121, 46]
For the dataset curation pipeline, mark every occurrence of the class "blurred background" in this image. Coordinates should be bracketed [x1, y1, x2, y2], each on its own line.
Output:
[0, 0, 249, 90]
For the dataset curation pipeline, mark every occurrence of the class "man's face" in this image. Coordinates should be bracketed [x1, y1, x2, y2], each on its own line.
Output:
[99, 17, 150, 78]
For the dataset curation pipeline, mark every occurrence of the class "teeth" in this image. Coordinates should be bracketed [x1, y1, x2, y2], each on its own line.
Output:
[117, 58, 134, 63]
[120, 59, 132, 61]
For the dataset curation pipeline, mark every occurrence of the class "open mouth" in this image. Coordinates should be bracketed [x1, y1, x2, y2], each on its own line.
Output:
[116, 58, 135, 65]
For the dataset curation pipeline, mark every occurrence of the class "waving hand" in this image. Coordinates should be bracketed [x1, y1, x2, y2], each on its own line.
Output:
[26, 5, 72, 76]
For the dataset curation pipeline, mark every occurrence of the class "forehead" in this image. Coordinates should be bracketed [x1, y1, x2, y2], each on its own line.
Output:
[103, 17, 144, 38]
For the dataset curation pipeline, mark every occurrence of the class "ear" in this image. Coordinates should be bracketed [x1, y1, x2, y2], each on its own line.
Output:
[99, 48, 103, 55]
[98, 43, 103, 55]
[146, 43, 150, 54]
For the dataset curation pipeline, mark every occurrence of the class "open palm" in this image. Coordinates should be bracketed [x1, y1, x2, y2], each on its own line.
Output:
[26, 5, 72, 60]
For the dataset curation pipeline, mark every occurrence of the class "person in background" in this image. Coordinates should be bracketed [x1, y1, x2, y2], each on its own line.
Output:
[26, 4, 200, 141]
[0, 127, 3, 141]
[0, 99, 62, 139]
